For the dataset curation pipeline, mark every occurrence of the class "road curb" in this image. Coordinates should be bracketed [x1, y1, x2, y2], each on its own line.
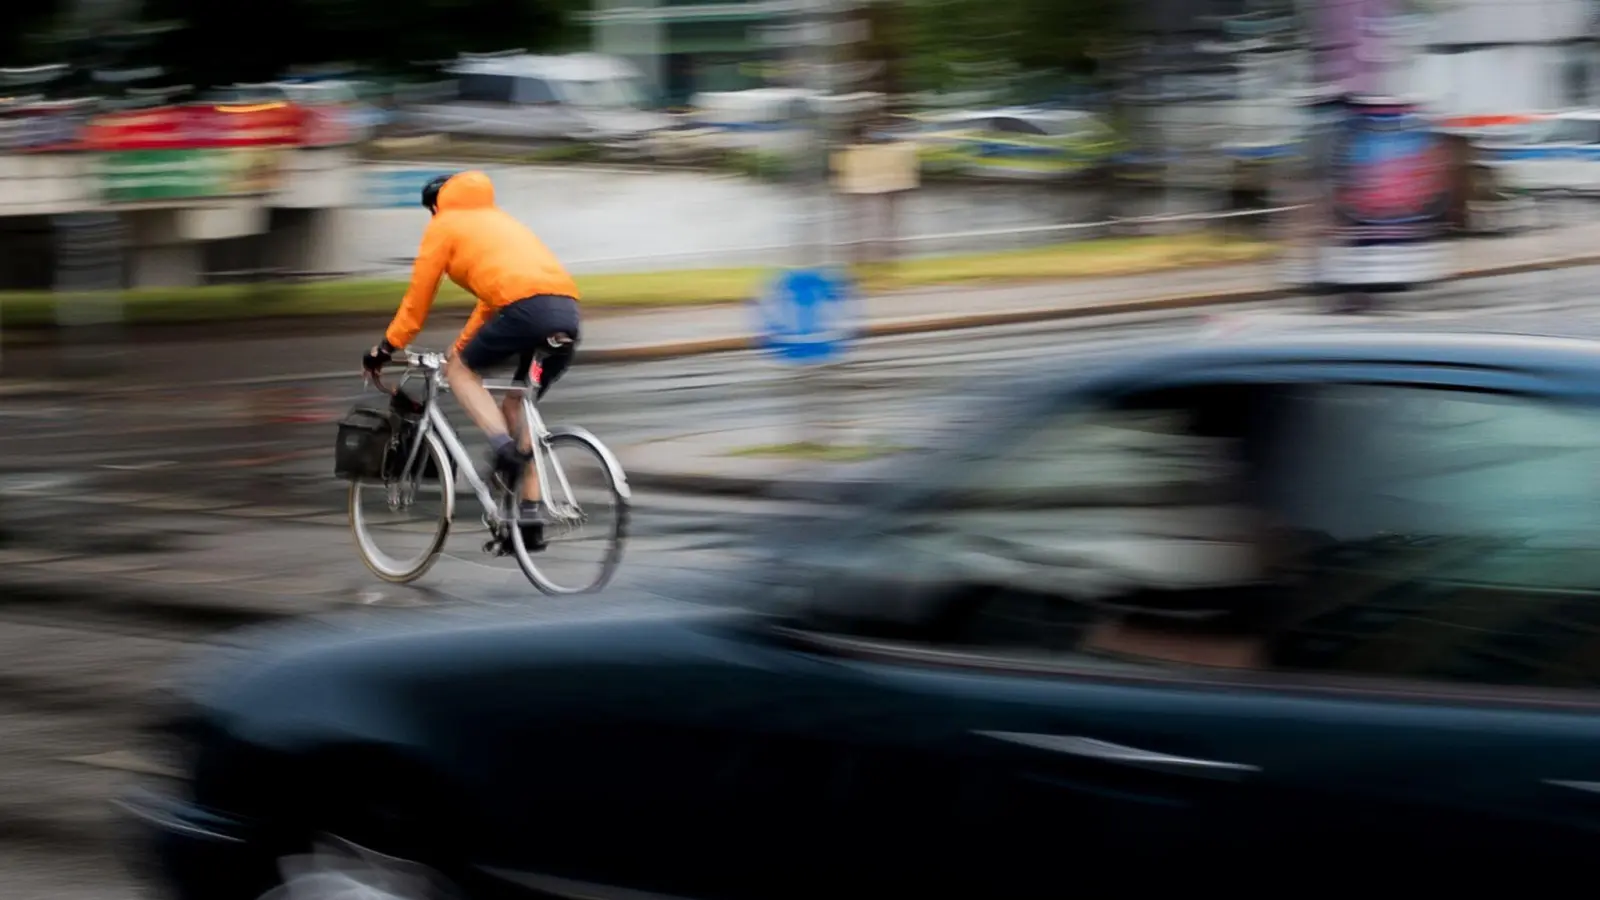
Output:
[623, 466, 878, 501]
[577, 251, 1600, 364]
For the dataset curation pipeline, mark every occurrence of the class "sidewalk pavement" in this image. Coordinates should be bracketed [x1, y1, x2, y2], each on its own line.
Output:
[5, 223, 1600, 390]
[583, 223, 1600, 363]
[618, 423, 917, 499]
[0, 438, 864, 646]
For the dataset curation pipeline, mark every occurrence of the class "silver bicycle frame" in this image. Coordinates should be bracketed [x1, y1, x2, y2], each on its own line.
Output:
[391, 356, 570, 525]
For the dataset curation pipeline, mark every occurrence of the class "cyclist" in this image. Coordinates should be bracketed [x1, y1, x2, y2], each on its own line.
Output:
[361, 170, 580, 549]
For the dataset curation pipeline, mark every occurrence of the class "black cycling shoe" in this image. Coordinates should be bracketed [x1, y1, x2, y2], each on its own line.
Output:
[488, 442, 532, 493]
[516, 501, 549, 553]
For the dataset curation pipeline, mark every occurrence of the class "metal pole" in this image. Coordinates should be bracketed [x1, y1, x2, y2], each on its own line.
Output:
[804, 0, 834, 270]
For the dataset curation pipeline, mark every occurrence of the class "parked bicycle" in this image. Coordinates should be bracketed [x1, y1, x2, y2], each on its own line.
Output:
[334, 347, 629, 594]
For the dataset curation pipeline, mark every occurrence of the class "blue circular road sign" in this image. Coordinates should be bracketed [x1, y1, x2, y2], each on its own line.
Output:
[752, 267, 859, 365]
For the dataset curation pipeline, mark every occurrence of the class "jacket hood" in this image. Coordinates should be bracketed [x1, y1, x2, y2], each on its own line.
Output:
[437, 170, 495, 211]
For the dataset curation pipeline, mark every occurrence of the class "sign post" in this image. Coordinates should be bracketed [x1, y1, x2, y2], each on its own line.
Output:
[753, 267, 861, 452]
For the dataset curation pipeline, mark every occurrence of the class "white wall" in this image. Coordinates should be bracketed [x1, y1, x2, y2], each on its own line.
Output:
[1402, 0, 1596, 113]
[1406, 46, 1571, 113]
[1431, 0, 1589, 45]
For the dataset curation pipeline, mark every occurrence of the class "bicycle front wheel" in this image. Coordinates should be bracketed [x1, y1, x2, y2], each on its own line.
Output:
[511, 427, 629, 595]
[349, 430, 455, 584]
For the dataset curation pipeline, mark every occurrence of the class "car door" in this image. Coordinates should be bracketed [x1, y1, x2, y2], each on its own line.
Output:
[1246, 375, 1600, 871]
[782, 377, 1301, 892]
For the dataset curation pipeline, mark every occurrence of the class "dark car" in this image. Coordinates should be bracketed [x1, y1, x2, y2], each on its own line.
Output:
[122, 327, 1600, 897]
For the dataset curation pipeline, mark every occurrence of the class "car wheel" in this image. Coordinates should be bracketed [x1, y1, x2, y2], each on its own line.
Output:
[259, 834, 463, 900]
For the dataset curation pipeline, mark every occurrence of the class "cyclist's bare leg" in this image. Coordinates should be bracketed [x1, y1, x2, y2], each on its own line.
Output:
[444, 353, 512, 444]
[501, 393, 541, 503]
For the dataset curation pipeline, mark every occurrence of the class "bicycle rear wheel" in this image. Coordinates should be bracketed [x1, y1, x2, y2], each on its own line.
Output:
[510, 428, 629, 595]
[349, 431, 455, 584]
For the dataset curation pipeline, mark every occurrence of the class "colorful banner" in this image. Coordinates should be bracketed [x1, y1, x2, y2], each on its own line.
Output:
[298, 104, 356, 147]
[78, 107, 184, 150]
[0, 99, 366, 153]
[79, 103, 307, 152]
[1329, 98, 1450, 244]
[185, 103, 306, 148]
[96, 148, 285, 203]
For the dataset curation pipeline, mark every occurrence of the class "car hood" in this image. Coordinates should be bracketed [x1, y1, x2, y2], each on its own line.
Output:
[163, 583, 777, 744]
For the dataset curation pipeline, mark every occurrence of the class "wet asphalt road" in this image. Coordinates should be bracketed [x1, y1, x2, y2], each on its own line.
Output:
[3, 265, 1600, 898]
[5, 260, 1599, 493]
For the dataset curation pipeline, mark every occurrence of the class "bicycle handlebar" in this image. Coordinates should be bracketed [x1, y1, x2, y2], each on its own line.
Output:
[365, 369, 398, 396]
[364, 348, 445, 396]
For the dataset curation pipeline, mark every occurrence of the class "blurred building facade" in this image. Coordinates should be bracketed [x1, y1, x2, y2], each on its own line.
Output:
[1405, 0, 1599, 113]
[0, 105, 359, 291]
[588, 0, 807, 106]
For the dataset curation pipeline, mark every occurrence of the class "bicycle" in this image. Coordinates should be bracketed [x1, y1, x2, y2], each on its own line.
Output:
[343, 344, 630, 594]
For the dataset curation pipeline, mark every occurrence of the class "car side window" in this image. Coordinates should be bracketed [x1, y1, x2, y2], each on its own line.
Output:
[458, 74, 515, 104]
[798, 379, 1600, 694]
[797, 383, 1271, 661]
[1263, 385, 1600, 690]
[513, 77, 558, 105]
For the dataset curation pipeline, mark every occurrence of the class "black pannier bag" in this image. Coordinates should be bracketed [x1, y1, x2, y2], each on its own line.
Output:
[383, 422, 444, 482]
[334, 401, 401, 481]
[386, 385, 442, 481]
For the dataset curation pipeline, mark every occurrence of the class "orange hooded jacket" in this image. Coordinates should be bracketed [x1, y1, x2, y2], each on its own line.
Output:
[383, 170, 580, 353]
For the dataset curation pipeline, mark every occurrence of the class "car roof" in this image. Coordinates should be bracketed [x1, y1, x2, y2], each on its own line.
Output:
[1086, 325, 1600, 389]
[449, 53, 639, 81]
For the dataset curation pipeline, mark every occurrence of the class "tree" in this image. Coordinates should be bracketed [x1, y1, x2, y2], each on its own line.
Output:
[0, 1, 68, 67]
[897, 0, 1126, 99]
[135, 0, 586, 89]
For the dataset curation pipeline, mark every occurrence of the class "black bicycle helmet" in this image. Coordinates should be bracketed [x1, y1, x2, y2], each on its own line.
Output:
[421, 173, 455, 214]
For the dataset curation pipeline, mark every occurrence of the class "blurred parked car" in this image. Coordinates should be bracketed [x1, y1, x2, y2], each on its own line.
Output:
[896, 107, 1123, 179]
[396, 53, 675, 152]
[1477, 109, 1600, 194]
[122, 327, 1600, 897]
[688, 88, 883, 153]
[273, 79, 389, 142]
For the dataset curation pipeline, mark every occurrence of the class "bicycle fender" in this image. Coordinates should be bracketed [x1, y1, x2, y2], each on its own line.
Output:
[548, 424, 632, 502]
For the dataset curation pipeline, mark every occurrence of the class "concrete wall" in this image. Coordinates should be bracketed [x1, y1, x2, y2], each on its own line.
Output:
[0, 148, 361, 290]
[0, 155, 98, 217]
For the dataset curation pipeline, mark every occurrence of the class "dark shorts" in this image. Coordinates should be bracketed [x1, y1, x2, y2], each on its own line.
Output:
[458, 294, 581, 396]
